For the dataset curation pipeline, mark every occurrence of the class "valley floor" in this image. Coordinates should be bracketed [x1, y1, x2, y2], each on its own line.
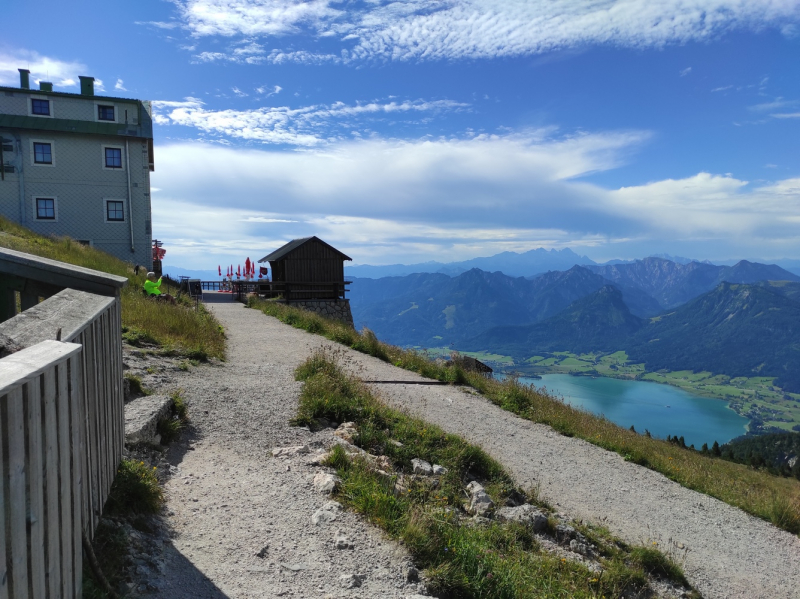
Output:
[153, 297, 799, 598]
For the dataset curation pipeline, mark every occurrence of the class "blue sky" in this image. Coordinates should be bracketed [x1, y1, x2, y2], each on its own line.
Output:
[2, 0, 799, 269]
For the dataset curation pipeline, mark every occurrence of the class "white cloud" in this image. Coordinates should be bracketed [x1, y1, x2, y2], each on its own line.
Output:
[749, 98, 799, 112]
[151, 97, 470, 145]
[150, 135, 800, 267]
[114, 79, 127, 91]
[256, 84, 282, 96]
[679, 67, 692, 76]
[711, 85, 733, 92]
[171, 0, 800, 62]
[0, 49, 86, 88]
[771, 112, 800, 119]
[232, 86, 248, 97]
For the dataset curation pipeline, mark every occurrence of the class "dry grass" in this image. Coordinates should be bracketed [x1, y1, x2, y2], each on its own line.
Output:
[0, 216, 225, 360]
[250, 297, 800, 535]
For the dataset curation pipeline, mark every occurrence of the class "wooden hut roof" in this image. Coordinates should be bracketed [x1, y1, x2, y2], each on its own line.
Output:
[258, 236, 352, 263]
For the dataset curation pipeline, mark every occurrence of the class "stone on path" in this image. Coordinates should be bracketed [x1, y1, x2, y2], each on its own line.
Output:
[314, 472, 341, 494]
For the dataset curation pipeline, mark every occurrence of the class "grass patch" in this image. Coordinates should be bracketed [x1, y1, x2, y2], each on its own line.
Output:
[296, 350, 694, 598]
[157, 390, 190, 445]
[0, 216, 225, 360]
[251, 297, 800, 535]
[124, 373, 150, 397]
[104, 459, 163, 515]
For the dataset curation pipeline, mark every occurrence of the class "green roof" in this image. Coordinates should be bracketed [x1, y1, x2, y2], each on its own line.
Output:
[0, 113, 152, 139]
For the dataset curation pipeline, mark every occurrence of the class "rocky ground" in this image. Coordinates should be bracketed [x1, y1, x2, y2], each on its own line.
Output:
[107, 293, 800, 598]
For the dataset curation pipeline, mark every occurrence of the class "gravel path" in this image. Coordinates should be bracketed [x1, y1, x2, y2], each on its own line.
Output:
[147, 294, 427, 598]
[158, 295, 800, 598]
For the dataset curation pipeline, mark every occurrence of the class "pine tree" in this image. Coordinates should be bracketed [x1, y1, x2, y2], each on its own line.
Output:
[712, 441, 721, 456]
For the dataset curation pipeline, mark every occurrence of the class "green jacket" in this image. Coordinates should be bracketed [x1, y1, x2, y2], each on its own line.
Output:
[143, 278, 163, 296]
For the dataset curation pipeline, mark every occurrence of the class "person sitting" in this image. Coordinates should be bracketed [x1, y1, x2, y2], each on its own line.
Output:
[143, 272, 176, 305]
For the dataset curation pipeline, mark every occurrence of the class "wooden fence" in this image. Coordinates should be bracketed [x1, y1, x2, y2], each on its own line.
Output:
[0, 247, 127, 597]
[0, 340, 84, 598]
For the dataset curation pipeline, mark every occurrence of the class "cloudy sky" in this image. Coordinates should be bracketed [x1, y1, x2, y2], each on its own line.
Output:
[3, 0, 799, 268]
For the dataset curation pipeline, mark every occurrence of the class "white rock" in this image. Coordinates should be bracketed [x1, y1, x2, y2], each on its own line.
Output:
[271, 445, 310, 458]
[312, 509, 338, 526]
[495, 505, 548, 532]
[466, 481, 484, 494]
[432, 464, 448, 475]
[334, 422, 358, 443]
[313, 472, 341, 494]
[411, 458, 433, 475]
[466, 481, 494, 516]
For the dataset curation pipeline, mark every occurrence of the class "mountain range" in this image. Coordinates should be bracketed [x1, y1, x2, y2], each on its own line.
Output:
[349, 257, 800, 391]
[463, 281, 800, 392]
[350, 259, 799, 345]
[345, 247, 595, 278]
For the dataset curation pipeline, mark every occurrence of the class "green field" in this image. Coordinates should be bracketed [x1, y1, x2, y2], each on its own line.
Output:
[446, 346, 800, 432]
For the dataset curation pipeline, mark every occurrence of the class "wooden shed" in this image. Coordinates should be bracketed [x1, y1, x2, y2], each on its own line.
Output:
[258, 236, 352, 300]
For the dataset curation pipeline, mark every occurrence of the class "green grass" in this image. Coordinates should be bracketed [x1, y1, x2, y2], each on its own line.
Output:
[157, 390, 190, 445]
[295, 351, 696, 598]
[250, 297, 800, 535]
[103, 459, 163, 515]
[0, 216, 225, 360]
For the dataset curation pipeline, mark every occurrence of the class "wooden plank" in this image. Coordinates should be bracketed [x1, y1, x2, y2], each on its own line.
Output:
[0, 391, 8, 599]
[0, 247, 127, 298]
[0, 341, 82, 396]
[6, 386, 28, 599]
[68, 355, 83, 597]
[0, 289, 113, 351]
[24, 375, 46, 598]
[83, 325, 100, 536]
[41, 367, 61, 598]
[56, 359, 73, 599]
[78, 329, 93, 538]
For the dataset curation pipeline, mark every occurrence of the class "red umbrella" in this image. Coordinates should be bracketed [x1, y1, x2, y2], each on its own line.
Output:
[245, 257, 251, 274]
[218, 265, 222, 276]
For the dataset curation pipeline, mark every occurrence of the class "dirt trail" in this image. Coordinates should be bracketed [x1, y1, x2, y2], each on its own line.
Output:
[159, 295, 800, 598]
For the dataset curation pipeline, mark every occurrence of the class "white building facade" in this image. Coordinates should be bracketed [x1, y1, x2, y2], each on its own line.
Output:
[0, 69, 154, 266]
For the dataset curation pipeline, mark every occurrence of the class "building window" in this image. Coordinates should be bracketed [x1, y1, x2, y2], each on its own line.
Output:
[33, 142, 52, 164]
[105, 147, 122, 169]
[35, 198, 56, 220]
[106, 200, 125, 222]
[31, 98, 50, 116]
[98, 105, 115, 121]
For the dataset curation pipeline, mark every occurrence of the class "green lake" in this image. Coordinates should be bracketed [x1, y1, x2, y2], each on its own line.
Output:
[516, 374, 750, 447]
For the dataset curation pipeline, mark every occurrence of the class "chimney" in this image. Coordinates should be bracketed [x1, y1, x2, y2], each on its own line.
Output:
[79, 76, 95, 96]
[18, 69, 30, 89]
[39, 81, 53, 92]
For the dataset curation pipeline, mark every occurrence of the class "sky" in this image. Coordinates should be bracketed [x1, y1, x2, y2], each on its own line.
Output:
[2, 0, 799, 269]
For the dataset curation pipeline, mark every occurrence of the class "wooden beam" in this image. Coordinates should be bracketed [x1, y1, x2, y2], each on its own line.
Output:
[0, 288, 114, 348]
[0, 247, 127, 299]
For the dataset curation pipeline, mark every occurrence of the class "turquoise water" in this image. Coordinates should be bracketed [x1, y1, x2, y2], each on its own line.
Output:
[514, 374, 750, 447]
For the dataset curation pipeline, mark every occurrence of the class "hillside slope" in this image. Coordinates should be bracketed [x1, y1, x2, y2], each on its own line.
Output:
[462, 286, 644, 354]
[627, 283, 800, 391]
